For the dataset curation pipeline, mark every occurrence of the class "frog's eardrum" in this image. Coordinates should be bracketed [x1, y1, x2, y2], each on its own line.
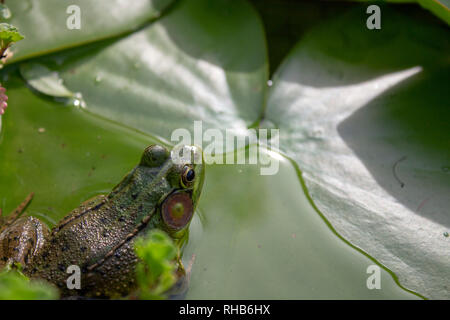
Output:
[161, 191, 194, 231]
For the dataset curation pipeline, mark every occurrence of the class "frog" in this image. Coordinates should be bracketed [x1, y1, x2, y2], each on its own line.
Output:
[0, 144, 205, 298]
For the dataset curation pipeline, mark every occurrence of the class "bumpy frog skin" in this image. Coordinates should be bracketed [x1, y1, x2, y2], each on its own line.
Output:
[0, 144, 205, 298]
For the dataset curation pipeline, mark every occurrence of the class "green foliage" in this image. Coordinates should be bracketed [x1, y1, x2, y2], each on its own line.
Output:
[134, 229, 178, 300]
[0, 22, 24, 65]
[417, 0, 450, 25]
[19, 0, 266, 141]
[0, 267, 58, 300]
[264, 4, 449, 299]
[0, 23, 24, 47]
[4, 0, 175, 63]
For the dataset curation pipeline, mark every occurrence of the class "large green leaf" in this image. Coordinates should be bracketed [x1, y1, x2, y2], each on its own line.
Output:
[417, 0, 450, 25]
[265, 5, 450, 299]
[5, 0, 174, 63]
[0, 76, 419, 299]
[184, 148, 420, 299]
[0, 76, 159, 224]
[20, 0, 268, 143]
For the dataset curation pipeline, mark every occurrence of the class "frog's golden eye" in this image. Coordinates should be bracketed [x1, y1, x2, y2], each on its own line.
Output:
[161, 191, 193, 230]
[181, 165, 195, 188]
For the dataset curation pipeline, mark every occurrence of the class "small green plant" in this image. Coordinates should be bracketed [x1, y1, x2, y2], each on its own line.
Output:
[133, 229, 178, 300]
[0, 266, 59, 300]
[0, 22, 24, 60]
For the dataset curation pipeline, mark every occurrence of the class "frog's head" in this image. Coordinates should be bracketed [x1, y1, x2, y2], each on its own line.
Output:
[133, 144, 205, 246]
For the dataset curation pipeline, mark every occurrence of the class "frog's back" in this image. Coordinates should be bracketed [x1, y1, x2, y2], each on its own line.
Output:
[24, 194, 152, 297]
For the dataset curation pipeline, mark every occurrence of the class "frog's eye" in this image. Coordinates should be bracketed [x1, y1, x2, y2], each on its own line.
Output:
[161, 192, 193, 230]
[181, 165, 195, 188]
[140, 145, 169, 167]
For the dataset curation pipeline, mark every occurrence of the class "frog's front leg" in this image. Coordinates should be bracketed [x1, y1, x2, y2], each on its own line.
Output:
[0, 192, 34, 234]
[0, 194, 50, 269]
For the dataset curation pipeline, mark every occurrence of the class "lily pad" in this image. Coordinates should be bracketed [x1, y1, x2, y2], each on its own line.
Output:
[0, 75, 419, 299]
[184, 147, 420, 299]
[264, 5, 450, 299]
[416, 0, 450, 25]
[0, 76, 159, 225]
[20, 0, 268, 143]
[5, 0, 175, 63]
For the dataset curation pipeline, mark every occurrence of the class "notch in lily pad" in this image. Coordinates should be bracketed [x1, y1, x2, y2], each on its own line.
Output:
[20, 62, 86, 108]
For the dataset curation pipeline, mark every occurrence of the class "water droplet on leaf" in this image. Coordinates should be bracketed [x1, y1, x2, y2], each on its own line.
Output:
[310, 127, 324, 139]
[0, 4, 12, 19]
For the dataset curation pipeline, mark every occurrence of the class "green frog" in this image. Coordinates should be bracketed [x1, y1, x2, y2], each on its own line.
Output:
[0, 144, 205, 298]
